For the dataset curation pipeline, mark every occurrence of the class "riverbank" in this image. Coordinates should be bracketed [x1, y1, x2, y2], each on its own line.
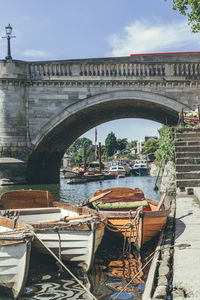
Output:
[143, 188, 200, 299]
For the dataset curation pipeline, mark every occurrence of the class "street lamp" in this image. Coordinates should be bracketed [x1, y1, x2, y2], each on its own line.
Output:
[2, 24, 16, 60]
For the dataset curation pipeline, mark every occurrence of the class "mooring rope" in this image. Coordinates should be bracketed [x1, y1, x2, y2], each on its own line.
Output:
[103, 206, 143, 255]
[113, 253, 154, 300]
[113, 238, 191, 299]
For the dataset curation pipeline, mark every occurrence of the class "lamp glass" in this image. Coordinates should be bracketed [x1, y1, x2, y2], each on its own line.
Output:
[5, 24, 12, 35]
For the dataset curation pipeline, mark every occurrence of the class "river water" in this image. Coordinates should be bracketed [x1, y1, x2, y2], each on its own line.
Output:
[0, 176, 160, 300]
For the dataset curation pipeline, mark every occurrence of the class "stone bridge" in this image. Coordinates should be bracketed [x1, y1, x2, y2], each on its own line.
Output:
[0, 52, 200, 184]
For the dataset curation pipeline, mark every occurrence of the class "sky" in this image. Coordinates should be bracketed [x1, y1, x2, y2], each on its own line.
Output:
[1, 0, 200, 144]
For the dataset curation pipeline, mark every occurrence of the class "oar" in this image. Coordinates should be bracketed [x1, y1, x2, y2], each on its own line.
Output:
[40, 214, 92, 223]
[156, 191, 167, 211]
[79, 190, 112, 207]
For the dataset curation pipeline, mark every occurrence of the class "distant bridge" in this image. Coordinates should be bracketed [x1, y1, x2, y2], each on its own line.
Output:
[0, 52, 200, 183]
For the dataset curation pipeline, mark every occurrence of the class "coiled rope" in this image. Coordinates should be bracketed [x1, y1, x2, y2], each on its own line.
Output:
[101, 206, 143, 255]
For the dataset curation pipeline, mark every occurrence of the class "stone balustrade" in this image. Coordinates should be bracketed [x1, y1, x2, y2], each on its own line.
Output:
[28, 60, 200, 79]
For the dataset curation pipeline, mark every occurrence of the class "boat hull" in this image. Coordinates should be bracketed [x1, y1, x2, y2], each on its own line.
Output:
[105, 211, 168, 249]
[33, 222, 105, 272]
[0, 240, 31, 298]
[0, 190, 106, 272]
[0, 217, 32, 299]
[90, 188, 170, 250]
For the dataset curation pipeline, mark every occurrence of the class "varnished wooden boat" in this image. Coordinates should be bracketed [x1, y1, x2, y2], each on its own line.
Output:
[0, 216, 33, 298]
[0, 190, 105, 272]
[86, 187, 170, 250]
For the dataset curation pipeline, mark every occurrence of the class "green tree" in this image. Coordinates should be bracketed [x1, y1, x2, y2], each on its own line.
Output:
[127, 140, 137, 150]
[105, 132, 118, 157]
[66, 137, 92, 155]
[155, 125, 175, 164]
[143, 139, 159, 161]
[116, 138, 128, 151]
[70, 144, 95, 166]
[168, 0, 200, 32]
[66, 137, 94, 166]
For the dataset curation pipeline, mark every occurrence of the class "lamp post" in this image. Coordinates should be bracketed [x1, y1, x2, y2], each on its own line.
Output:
[2, 24, 16, 60]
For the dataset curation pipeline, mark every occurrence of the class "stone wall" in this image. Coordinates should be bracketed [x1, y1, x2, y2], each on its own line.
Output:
[1, 53, 200, 183]
[160, 161, 176, 195]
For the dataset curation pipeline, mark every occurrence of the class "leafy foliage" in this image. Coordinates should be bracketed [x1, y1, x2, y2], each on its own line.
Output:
[116, 138, 128, 151]
[126, 140, 137, 150]
[66, 137, 94, 166]
[66, 137, 92, 155]
[155, 125, 175, 163]
[169, 0, 200, 32]
[143, 139, 159, 161]
[105, 132, 118, 157]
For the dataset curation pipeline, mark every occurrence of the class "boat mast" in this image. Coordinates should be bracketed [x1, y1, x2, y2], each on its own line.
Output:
[99, 142, 102, 173]
[95, 128, 97, 161]
[84, 144, 87, 172]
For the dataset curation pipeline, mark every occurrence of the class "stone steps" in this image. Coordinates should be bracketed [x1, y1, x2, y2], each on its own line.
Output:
[175, 146, 200, 152]
[176, 158, 200, 164]
[176, 133, 200, 141]
[175, 127, 200, 191]
[176, 171, 200, 180]
[175, 152, 200, 158]
[175, 141, 200, 146]
[176, 179, 200, 188]
[176, 165, 200, 172]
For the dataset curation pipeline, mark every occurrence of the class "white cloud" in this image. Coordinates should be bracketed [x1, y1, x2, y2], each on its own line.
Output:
[107, 20, 200, 56]
[23, 49, 48, 58]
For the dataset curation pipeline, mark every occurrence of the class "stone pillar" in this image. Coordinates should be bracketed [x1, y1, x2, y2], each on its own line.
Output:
[0, 59, 29, 184]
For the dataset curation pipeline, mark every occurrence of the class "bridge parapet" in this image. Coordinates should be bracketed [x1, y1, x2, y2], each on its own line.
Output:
[28, 54, 200, 80]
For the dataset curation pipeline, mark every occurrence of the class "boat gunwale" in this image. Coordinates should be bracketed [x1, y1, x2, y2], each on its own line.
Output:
[89, 198, 170, 219]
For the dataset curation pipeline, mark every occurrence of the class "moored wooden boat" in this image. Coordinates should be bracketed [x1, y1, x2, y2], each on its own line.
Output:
[0, 216, 33, 298]
[67, 175, 87, 184]
[83, 172, 104, 182]
[103, 172, 118, 180]
[85, 187, 170, 250]
[0, 190, 106, 272]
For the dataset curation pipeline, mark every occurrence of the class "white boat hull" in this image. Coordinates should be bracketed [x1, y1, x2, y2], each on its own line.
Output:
[33, 223, 104, 271]
[0, 241, 31, 298]
[0, 218, 32, 299]
[0, 191, 106, 273]
[16, 204, 105, 272]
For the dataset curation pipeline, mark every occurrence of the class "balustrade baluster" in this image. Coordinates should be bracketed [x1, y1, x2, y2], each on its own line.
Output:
[44, 64, 48, 76]
[30, 64, 34, 77]
[79, 64, 82, 76]
[146, 64, 149, 76]
[57, 64, 61, 76]
[99, 64, 102, 76]
[197, 64, 200, 76]
[194, 64, 198, 76]
[86, 64, 89, 76]
[115, 64, 119, 76]
[124, 64, 127, 76]
[49, 64, 52, 76]
[185, 64, 189, 76]
[94, 64, 98, 76]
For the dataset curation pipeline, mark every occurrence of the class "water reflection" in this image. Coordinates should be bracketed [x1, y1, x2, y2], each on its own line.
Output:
[20, 238, 152, 300]
[0, 176, 159, 300]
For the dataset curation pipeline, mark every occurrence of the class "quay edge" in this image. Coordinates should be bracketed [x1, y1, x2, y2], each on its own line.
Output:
[143, 188, 200, 299]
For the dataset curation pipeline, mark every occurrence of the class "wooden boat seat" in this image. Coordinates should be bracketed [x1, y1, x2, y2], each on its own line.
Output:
[0, 190, 54, 209]
[94, 187, 144, 199]
[2, 207, 61, 215]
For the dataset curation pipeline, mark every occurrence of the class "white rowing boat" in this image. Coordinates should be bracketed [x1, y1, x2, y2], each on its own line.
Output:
[0, 216, 33, 299]
[0, 190, 105, 272]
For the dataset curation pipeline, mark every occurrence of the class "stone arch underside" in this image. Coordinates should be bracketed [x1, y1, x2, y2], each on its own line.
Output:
[27, 90, 183, 183]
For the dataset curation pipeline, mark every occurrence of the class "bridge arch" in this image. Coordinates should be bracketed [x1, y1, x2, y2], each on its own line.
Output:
[27, 90, 183, 183]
